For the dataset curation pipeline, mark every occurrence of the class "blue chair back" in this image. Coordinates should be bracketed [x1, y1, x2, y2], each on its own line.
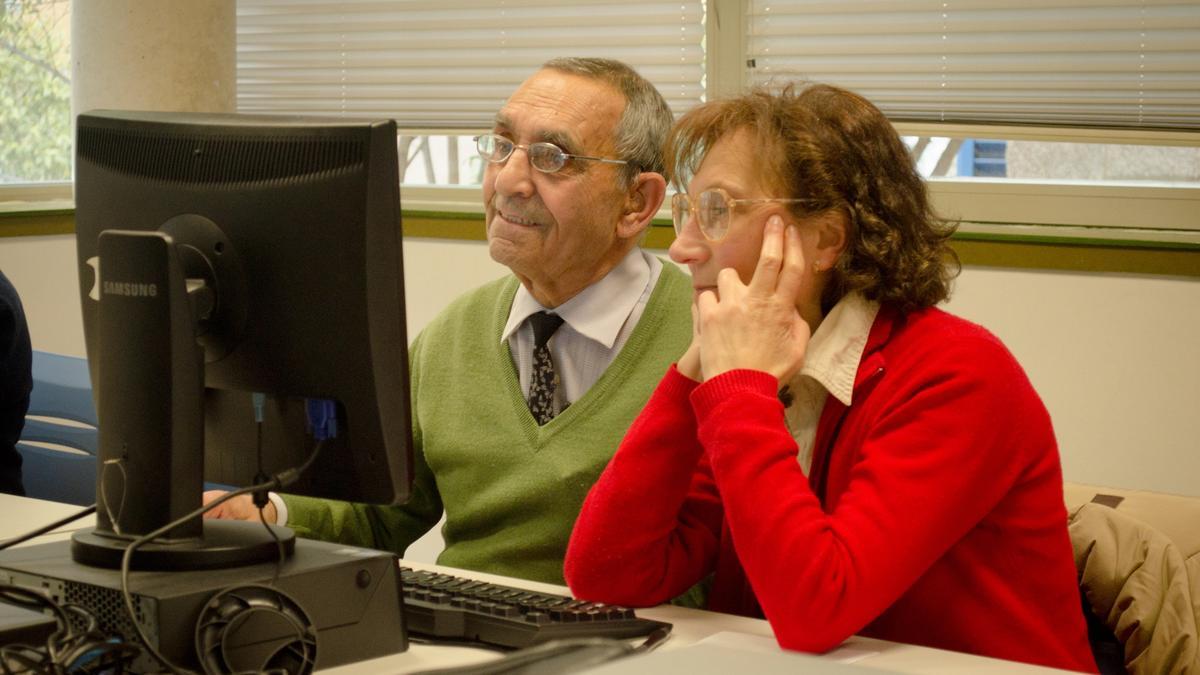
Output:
[16, 351, 98, 506]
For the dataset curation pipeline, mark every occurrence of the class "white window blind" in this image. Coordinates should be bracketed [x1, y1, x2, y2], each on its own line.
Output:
[236, 0, 705, 128]
[746, 0, 1200, 129]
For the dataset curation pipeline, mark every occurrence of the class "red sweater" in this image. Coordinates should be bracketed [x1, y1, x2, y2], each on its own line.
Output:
[565, 306, 1097, 673]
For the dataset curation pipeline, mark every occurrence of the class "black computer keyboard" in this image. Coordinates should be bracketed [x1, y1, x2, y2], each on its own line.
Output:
[400, 567, 671, 649]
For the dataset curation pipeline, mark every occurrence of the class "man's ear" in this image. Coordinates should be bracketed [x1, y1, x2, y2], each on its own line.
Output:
[617, 172, 667, 240]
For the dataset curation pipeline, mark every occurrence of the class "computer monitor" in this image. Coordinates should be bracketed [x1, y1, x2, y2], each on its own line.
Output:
[72, 110, 412, 570]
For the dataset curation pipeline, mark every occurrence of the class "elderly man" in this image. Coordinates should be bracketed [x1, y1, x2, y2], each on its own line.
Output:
[207, 57, 693, 585]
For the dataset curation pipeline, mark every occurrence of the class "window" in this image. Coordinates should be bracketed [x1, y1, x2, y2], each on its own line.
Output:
[234, 0, 1197, 242]
[744, 1, 1199, 129]
[740, 0, 1200, 242]
[904, 134, 1200, 185]
[236, 0, 706, 190]
[0, 0, 71, 188]
[5, 0, 1198, 245]
[398, 135, 484, 187]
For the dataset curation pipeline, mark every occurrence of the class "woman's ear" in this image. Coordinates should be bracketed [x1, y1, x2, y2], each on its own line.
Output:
[617, 171, 667, 240]
[815, 210, 848, 266]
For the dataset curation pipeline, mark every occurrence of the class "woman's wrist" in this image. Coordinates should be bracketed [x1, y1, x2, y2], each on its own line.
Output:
[677, 343, 702, 381]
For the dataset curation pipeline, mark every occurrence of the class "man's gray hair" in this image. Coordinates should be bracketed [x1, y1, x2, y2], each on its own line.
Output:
[542, 57, 673, 185]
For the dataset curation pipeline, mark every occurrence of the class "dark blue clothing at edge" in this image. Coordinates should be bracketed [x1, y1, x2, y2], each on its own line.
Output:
[0, 269, 32, 495]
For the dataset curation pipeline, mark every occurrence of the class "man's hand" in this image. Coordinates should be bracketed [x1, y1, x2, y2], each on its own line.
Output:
[696, 215, 810, 383]
[202, 490, 278, 524]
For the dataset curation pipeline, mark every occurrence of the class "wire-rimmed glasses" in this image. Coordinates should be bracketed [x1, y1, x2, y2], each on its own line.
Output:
[475, 133, 630, 174]
[671, 188, 818, 241]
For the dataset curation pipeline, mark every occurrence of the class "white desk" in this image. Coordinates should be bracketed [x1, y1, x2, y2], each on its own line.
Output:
[325, 561, 1078, 675]
[0, 492, 94, 542]
[1, 494, 1076, 674]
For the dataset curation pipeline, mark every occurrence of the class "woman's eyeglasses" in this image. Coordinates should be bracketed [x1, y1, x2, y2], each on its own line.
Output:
[671, 188, 817, 241]
[475, 133, 630, 174]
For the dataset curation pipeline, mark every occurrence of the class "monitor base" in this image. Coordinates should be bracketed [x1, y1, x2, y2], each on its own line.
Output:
[71, 519, 296, 571]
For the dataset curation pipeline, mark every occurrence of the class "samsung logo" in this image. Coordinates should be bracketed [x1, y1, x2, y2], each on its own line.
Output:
[103, 281, 159, 298]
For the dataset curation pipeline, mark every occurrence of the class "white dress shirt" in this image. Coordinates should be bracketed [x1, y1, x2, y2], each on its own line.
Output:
[783, 292, 880, 473]
[501, 247, 663, 416]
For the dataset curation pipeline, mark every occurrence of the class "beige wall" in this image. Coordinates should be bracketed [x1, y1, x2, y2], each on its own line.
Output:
[2, 235, 1198, 498]
[945, 265, 1200, 497]
[0, 236, 84, 356]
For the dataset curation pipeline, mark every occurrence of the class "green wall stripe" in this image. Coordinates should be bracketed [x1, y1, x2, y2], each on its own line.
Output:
[5, 210, 1197, 278]
[0, 211, 76, 237]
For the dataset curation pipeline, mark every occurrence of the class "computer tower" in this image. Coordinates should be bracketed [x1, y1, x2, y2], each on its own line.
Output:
[0, 537, 407, 672]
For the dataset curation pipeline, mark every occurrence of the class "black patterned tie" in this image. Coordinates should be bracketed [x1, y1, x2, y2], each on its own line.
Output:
[527, 311, 565, 425]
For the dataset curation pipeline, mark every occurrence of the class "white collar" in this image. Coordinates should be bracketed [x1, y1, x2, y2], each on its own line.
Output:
[795, 292, 880, 406]
[501, 247, 651, 349]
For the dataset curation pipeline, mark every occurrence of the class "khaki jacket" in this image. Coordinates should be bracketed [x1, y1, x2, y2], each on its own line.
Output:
[1066, 483, 1200, 674]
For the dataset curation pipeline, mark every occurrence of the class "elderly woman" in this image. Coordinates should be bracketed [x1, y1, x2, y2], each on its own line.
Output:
[564, 85, 1097, 673]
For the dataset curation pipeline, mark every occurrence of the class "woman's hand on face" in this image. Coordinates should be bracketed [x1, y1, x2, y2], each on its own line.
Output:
[696, 215, 811, 383]
[677, 300, 703, 381]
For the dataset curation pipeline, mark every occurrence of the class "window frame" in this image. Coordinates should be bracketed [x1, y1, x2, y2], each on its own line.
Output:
[3, 0, 1198, 248]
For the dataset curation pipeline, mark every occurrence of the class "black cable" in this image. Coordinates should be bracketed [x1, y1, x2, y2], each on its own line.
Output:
[252, 413, 269, 510]
[0, 647, 44, 674]
[259, 503, 286, 587]
[0, 503, 97, 551]
[409, 637, 638, 675]
[250, 405, 286, 587]
[100, 456, 129, 535]
[406, 627, 671, 675]
[405, 635, 510, 652]
[272, 437, 324, 490]
[0, 584, 71, 635]
[633, 624, 672, 652]
[119, 439, 325, 675]
[1, 583, 141, 674]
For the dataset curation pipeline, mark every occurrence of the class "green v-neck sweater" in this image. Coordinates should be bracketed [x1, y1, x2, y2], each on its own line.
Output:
[282, 262, 693, 585]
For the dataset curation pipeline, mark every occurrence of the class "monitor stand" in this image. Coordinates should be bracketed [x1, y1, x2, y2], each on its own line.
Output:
[83, 229, 296, 572]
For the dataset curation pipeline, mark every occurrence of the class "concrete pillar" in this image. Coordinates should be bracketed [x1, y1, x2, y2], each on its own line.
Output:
[71, 0, 236, 117]
[28, 1, 238, 356]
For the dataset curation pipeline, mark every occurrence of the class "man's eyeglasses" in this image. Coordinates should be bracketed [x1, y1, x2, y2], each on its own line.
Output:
[671, 188, 818, 242]
[475, 133, 630, 174]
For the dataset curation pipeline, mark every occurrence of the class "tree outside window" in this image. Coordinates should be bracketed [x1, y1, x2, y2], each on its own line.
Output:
[1, 0, 71, 184]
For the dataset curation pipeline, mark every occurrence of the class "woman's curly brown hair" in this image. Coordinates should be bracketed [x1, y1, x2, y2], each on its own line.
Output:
[666, 83, 960, 313]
